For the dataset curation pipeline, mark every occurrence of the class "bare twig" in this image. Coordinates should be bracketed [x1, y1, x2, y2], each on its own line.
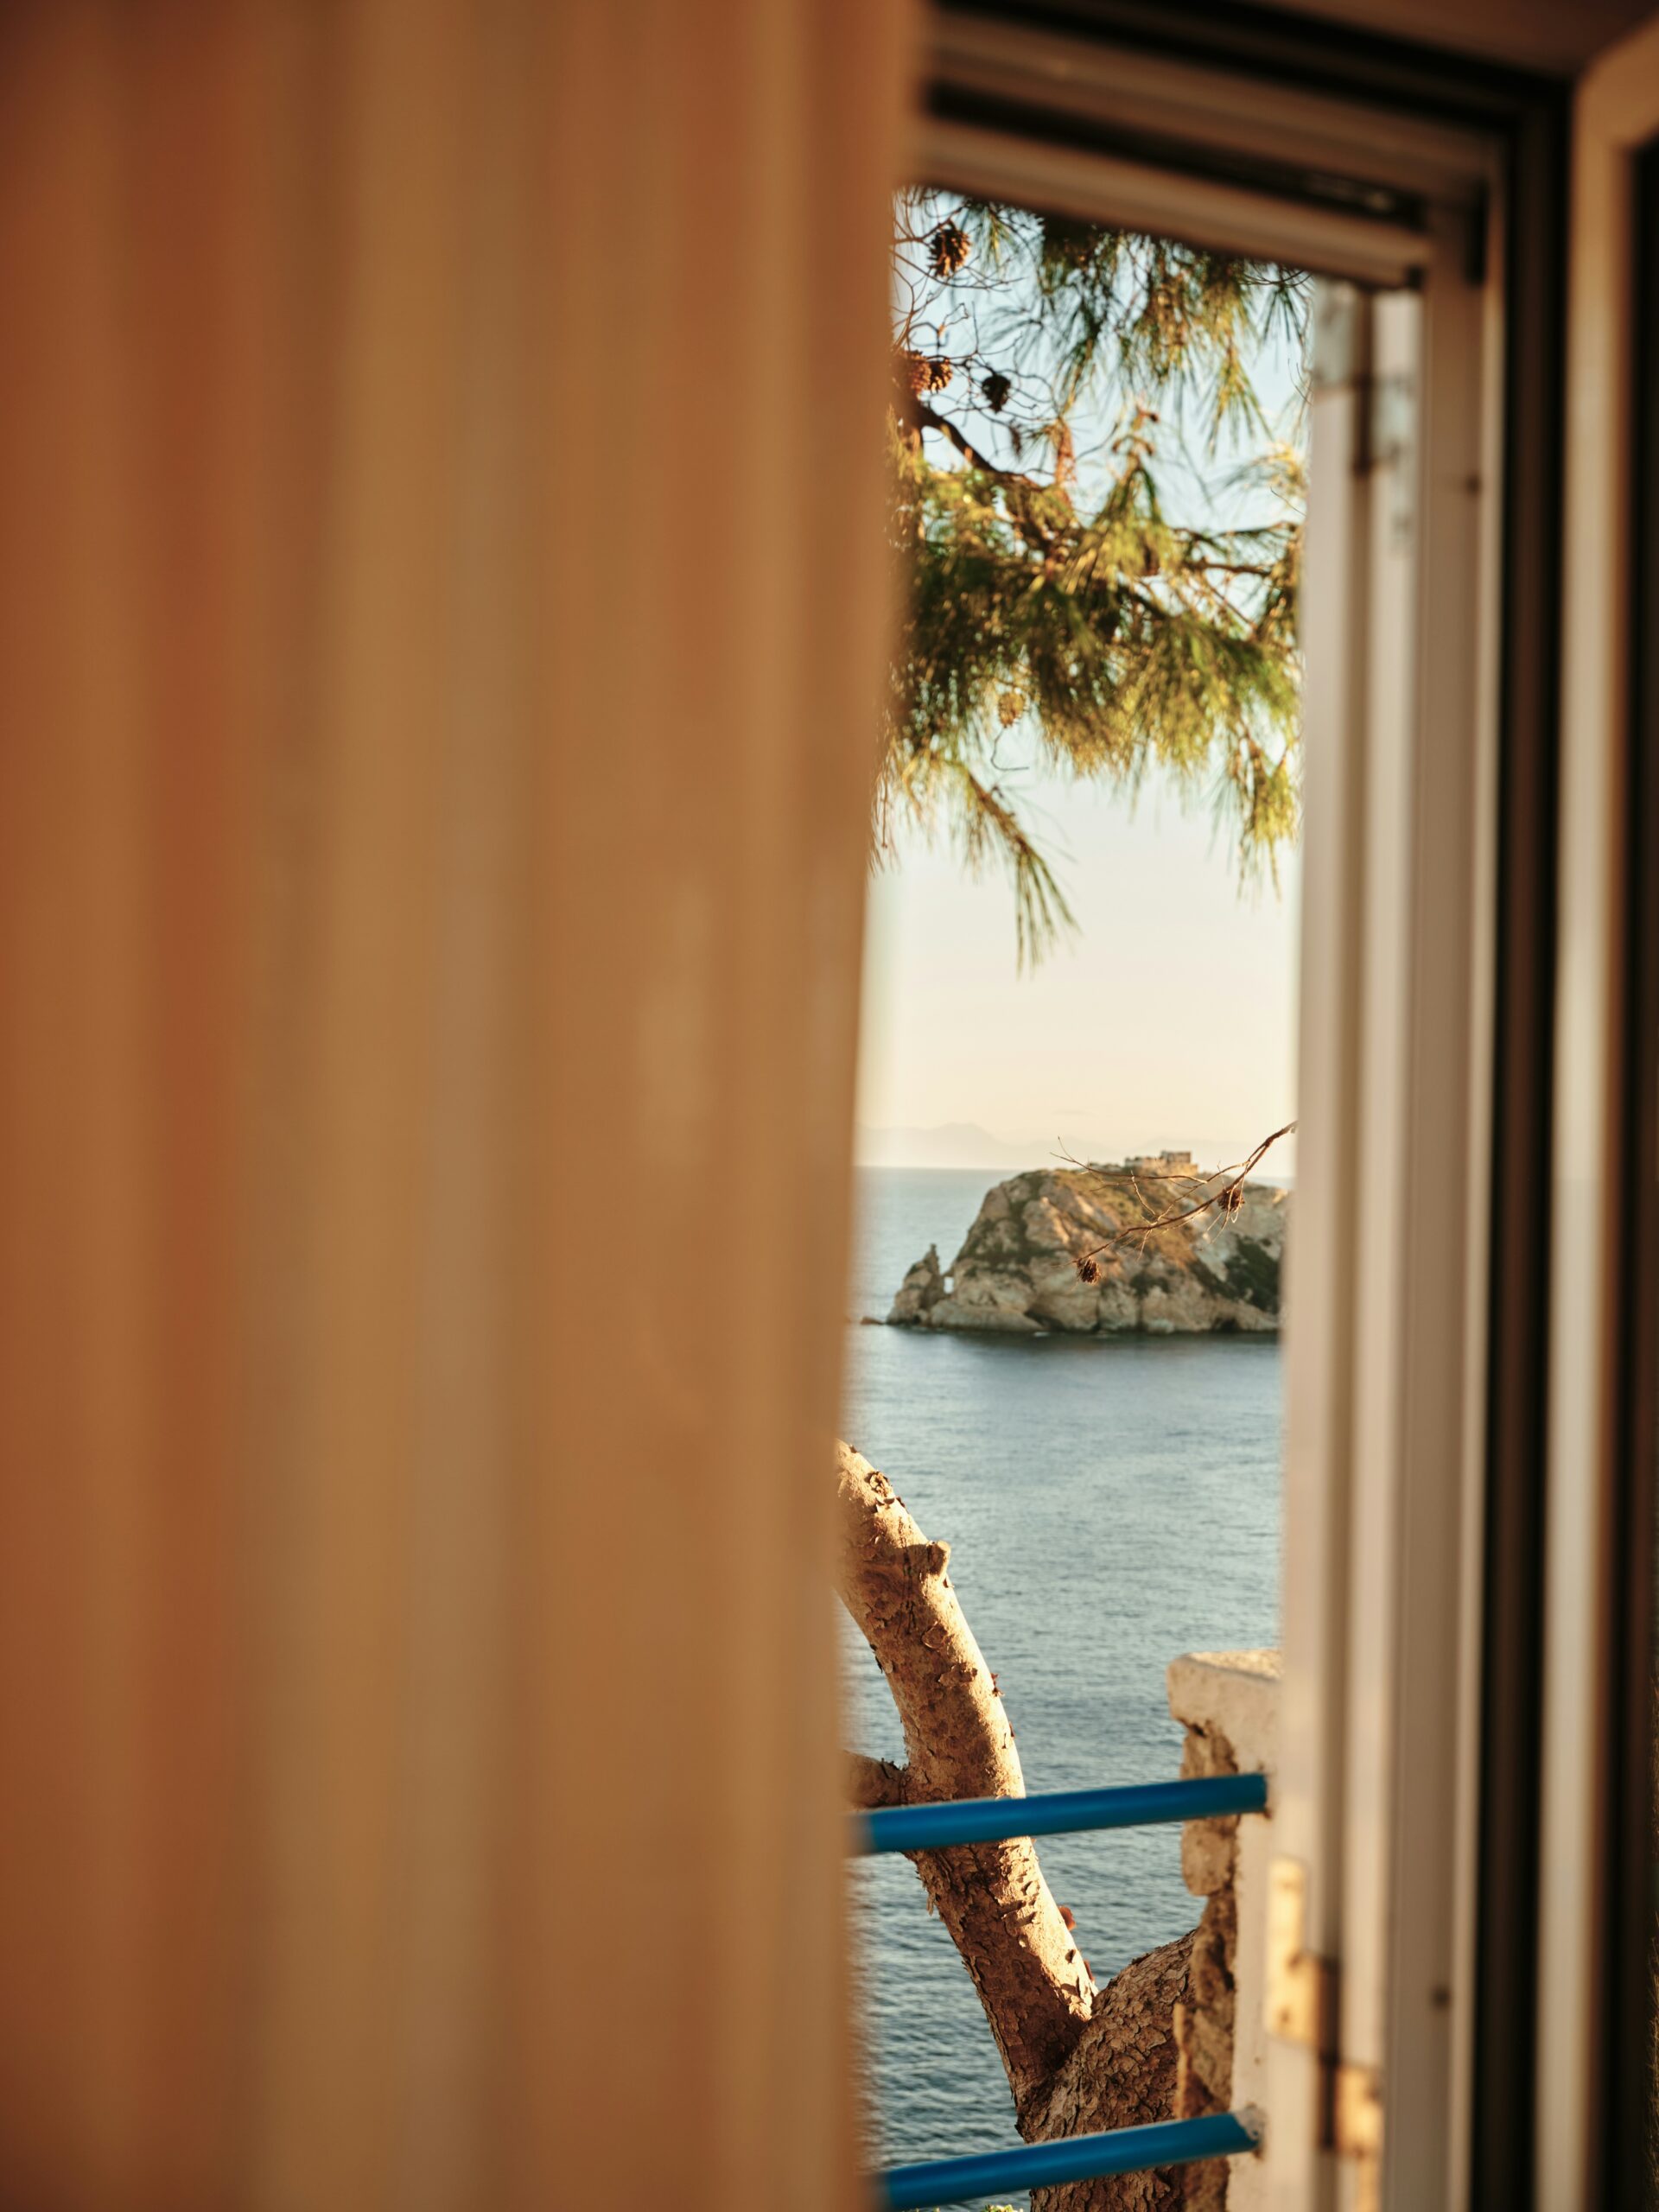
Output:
[1055, 1120, 1297, 1281]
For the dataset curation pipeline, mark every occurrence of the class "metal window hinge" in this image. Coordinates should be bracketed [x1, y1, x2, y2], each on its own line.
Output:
[1334, 2061, 1382, 2161]
[1266, 1855, 1337, 2049]
[1265, 1857, 1384, 2186]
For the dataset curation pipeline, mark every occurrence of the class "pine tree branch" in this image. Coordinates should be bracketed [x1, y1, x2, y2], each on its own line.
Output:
[913, 402, 1014, 480]
[911, 404, 1065, 560]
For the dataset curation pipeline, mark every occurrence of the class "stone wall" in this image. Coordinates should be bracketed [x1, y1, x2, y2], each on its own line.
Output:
[1166, 1650, 1281, 2209]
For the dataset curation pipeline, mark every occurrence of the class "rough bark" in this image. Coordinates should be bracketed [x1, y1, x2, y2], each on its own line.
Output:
[836, 1442, 1092, 2100]
[1027, 1933, 1196, 2212]
[836, 1441, 1201, 2209]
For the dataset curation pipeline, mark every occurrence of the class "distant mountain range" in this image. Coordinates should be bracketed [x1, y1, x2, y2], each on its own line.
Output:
[855, 1122, 1054, 1170]
[855, 1121, 1294, 1179]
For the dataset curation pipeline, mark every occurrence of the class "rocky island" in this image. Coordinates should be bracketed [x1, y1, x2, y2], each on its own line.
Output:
[889, 1154, 1287, 1336]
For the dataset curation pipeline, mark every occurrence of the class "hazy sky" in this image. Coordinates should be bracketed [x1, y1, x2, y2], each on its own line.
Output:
[855, 763, 1300, 1173]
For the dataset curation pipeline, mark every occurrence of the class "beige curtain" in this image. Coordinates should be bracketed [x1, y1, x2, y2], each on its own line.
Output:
[0, 3, 912, 2205]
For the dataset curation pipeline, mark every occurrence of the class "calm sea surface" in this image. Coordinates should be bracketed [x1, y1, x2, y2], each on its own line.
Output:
[842, 1167, 1281, 2208]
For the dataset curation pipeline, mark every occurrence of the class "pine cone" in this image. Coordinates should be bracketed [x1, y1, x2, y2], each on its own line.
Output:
[1077, 1255, 1100, 1285]
[928, 221, 971, 279]
[904, 351, 954, 396]
[981, 369, 1012, 413]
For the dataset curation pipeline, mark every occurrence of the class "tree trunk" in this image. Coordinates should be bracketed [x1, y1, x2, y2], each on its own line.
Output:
[836, 1442, 1205, 2211]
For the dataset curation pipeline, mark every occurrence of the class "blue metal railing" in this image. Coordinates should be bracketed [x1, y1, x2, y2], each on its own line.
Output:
[875, 2109, 1264, 2209]
[851, 1769, 1268, 1856]
[856, 1770, 1270, 2200]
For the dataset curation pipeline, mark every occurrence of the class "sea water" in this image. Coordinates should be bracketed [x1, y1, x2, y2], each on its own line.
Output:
[843, 1166, 1282, 2208]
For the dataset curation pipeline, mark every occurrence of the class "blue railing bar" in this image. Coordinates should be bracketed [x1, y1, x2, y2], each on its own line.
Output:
[874, 2107, 1263, 2209]
[852, 1770, 1268, 1856]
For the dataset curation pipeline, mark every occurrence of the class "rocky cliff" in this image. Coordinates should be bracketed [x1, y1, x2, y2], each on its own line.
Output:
[888, 1166, 1287, 1337]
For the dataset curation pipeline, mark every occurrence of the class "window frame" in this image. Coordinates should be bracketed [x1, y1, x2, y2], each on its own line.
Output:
[1536, 19, 1659, 2206]
[916, 10, 1570, 2206]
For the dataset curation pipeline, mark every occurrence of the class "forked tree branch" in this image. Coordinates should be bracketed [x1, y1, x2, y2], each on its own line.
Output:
[836, 1444, 1201, 2208]
[846, 1752, 908, 1811]
[836, 1442, 1091, 2105]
